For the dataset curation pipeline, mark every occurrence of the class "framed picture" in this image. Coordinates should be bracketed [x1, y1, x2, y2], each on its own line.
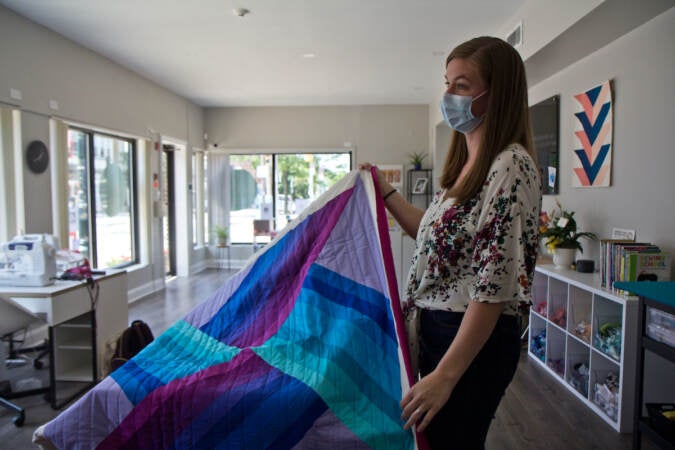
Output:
[412, 177, 428, 194]
[377, 165, 403, 190]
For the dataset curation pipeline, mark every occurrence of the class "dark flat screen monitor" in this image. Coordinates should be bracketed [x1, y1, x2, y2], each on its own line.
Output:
[530, 95, 559, 195]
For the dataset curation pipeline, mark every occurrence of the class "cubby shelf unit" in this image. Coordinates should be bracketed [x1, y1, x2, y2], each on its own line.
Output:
[528, 264, 639, 432]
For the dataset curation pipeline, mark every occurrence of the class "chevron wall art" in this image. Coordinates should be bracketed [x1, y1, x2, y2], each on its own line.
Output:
[572, 80, 613, 187]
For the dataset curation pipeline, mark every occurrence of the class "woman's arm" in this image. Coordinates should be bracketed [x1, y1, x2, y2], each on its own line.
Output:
[359, 163, 425, 238]
[400, 300, 505, 432]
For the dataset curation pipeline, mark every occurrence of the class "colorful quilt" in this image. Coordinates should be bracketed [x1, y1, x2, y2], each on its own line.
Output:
[37, 170, 422, 449]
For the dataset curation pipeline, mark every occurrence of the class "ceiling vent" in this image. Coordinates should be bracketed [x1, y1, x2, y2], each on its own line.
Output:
[506, 21, 523, 49]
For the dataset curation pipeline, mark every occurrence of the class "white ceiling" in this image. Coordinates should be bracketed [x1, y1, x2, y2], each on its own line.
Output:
[0, 0, 524, 107]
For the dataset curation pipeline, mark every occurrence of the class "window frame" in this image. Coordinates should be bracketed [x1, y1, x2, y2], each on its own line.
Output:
[68, 126, 139, 269]
[192, 150, 208, 248]
[222, 149, 353, 245]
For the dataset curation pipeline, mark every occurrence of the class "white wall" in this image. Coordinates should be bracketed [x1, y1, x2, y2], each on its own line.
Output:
[496, 0, 604, 61]
[0, 6, 207, 298]
[530, 7, 675, 266]
[0, 7, 204, 145]
[429, 1, 673, 180]
[205, 104, 429, 166]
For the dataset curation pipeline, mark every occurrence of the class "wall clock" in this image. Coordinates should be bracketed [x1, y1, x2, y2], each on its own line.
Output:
[26, 140, 50, 174]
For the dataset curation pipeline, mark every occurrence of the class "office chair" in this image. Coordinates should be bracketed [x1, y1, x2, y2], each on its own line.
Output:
[0, 297, 47, 427]
[5, 330, 49, 370]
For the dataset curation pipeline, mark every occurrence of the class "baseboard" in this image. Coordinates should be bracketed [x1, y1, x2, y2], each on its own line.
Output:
[209, 259, 246, 270]
[190, 259, 210, 274]
[127, 278, 164, 304]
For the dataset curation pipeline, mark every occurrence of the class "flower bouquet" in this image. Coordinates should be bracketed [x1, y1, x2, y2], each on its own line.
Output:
[539, 202, 597, 267]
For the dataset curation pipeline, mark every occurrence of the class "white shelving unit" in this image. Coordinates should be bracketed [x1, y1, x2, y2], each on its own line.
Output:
[528, 264, 639, 432]
[52, 311, 95, 383]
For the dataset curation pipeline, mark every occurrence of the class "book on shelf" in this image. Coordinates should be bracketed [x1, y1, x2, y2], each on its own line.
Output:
[600, 239, 634, 288]
[618, 244, 661, 281]
[625, 252, 671, 282]
[599, 239, 672, 288]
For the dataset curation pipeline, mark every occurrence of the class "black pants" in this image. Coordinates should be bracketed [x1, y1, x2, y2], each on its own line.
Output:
[419, 309, 521, 450]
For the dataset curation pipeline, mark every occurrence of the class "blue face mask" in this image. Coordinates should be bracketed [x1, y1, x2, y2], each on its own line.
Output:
[440, 90, 488, 134]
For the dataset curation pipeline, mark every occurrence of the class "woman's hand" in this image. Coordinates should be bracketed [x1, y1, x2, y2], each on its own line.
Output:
[400, 370, 456, 432]
[401, 301, 505, 432]
[358, 162, 390, 194]
[360, 162, 425, 237]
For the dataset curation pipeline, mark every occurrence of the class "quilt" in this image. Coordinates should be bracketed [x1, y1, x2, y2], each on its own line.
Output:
[36, 170, 423, 449]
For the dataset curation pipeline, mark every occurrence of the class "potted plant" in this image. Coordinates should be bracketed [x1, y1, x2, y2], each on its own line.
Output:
[540, 205, 596, 268]
[213, 225, 229, 246]
[408, 151, 427, 170]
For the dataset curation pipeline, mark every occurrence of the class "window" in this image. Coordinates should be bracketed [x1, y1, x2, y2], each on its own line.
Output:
[203, 155, 209, 244]
[67, 128, 138, 269]
[191, 151, 208, 247]
[228, 151, 351, 243]
[192, 153, 198, 247]
[0, 106, 20, 242]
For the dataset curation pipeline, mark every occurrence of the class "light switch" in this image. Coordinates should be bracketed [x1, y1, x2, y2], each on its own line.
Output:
[49, 100, 59, 110]
[10, 88, 22, 100]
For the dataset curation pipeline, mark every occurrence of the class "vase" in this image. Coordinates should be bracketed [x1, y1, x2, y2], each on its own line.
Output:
[552, 248, 576, 269]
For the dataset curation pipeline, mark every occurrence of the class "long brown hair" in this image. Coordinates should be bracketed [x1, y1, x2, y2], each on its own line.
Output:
[440, 36, 536, 203]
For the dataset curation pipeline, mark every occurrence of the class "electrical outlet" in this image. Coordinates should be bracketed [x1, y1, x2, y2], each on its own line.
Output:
[10, 88, 22, 100]
[49, 100, 59, 110]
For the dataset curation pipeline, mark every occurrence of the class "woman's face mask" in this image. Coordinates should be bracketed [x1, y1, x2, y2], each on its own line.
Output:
[440, 90, 488, 134]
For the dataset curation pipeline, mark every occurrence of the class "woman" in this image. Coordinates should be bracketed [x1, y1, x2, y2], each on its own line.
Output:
[361, 36, 541, 449]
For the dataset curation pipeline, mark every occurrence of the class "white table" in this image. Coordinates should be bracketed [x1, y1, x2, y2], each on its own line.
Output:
[0, 270, 128, 407]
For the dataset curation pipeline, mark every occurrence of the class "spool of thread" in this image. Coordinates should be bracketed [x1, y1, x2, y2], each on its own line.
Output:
[576, 259, 595, 273]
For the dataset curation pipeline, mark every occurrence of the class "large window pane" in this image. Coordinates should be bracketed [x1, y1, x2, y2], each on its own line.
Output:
[67, 128, 137, 269]
[229, 154, 272, 244]
[203, 156, 209, 244]
[274, 152, 351, 229]
[192, 153, 197, 246]
[191, 152, 207, 247]
[228, 151, 350, 243]
[93, 135, 134, 267]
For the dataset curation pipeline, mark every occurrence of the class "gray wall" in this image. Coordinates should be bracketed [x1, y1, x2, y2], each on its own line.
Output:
[205, 104, 429, 166]
[0, 6, 204, 144]
[0, 6, 206, 298]
[20, 112, 52, 234]
[530, 7, 675, 264]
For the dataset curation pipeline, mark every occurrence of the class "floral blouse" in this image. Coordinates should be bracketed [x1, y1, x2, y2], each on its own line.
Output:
[405, 144, 541, 316]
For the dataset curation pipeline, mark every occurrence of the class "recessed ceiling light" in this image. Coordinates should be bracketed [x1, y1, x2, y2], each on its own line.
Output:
[302, 53, 316, 59]
[233, 8, 250, 17]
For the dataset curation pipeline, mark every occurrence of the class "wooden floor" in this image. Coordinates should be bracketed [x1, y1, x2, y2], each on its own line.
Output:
[0, 269, 659, 449]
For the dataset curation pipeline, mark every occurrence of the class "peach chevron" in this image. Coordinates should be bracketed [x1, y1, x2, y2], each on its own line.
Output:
[572, 80, 612, 187]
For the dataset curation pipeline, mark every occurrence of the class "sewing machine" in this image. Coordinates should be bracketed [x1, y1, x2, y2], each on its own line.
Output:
[0, 235, 57, 287]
